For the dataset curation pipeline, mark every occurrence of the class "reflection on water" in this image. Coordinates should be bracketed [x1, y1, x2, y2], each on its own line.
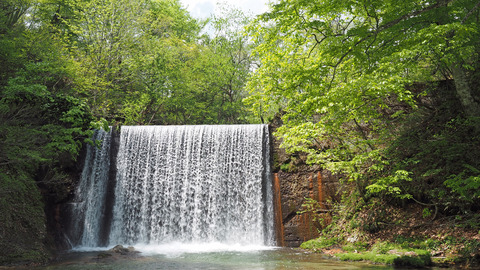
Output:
[29, 247, 398, 270]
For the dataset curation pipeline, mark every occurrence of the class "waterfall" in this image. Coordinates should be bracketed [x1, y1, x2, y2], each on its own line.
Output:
[69, 129, 112, 247]
[70, 125, 274, 248]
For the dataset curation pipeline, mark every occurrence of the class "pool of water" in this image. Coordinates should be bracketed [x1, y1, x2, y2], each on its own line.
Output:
[26, 245, 404, 270]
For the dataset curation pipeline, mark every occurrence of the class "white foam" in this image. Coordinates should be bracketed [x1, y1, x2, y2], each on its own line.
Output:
[70, 246, 111, 252]
[134, 242, 276, 257]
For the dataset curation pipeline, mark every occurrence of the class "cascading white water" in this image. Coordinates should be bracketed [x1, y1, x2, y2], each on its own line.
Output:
[109, 125, 274, 246]
[69, 129, 112, 247]
[71, 125, 274, 249]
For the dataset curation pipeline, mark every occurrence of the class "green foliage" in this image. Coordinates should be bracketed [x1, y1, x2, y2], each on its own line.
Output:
[336, 241, 432, 266]
[394, 254, 432, 267]
[279, 157, 298, 172]
[303, 233, 480, 266]
[444, 164, 480, 201]
[38, 0, 255, 125]
[336, 252, 400, 265]
[342, 241, 369, 252]
[422, 208, 432, 219]
[1, 65, 93, 166]
[393, 235, 439, 250]
[247, 0, 480, 222]
[300, 236, 341, 250]
[365, 170, 413, 199]
[0, 0, 30, 32]
[385, 84, 480, 214]
[143, 0, 201, 41]
[0, 5, 95, 262]
[394, 235, 480, 264]
[369, 242, 389, 254]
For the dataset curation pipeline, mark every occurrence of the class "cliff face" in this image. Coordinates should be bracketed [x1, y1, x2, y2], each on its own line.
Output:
[270, 119, 340, 247]
[0, 150, 85, 265]
[0, 173, 49, 265]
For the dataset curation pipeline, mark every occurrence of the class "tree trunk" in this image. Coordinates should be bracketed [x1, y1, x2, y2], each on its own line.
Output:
[451, 64, 480, 118]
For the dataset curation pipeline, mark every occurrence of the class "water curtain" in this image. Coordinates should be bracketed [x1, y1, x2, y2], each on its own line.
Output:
[69, 125, 274, 248]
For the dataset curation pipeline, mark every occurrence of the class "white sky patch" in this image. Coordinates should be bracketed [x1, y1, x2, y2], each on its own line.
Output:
[180, 0, 270, 19]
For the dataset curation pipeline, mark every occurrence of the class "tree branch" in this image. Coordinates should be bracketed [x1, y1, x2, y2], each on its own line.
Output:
[377, 1, 452, 33]
[410, 196, 438, 221]
[353, 118, 375, 151]
[462, 0, 480, 24]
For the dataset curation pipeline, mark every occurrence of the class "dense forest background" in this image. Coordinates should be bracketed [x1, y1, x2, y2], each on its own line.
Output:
[1, 0, 479, 265]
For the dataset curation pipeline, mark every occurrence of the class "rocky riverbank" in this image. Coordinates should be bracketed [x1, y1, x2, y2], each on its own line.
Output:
[299, 205, 480, 269]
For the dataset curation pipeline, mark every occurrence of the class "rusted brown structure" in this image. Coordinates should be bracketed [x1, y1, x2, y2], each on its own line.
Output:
[270, 116, 339, 247]
[272, 173, 285, 246]
[273, 171, 338, 247]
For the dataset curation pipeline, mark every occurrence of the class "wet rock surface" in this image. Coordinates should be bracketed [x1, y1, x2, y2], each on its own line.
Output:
[95, 245, 141, 262]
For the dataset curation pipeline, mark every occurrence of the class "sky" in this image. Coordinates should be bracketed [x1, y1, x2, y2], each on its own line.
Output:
[179, 0, 271, 19]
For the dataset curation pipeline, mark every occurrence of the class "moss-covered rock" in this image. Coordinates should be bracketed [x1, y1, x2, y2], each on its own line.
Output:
[335, 249, 432, 267]
[393, 254, 432, 268]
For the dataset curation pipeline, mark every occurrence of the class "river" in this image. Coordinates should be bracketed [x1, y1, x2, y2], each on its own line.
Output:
[36, 248, 389, 270]
[22, 244, 451, 270]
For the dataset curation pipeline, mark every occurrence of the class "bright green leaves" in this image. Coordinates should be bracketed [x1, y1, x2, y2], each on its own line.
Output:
[63, 0, 147, 117]
[0, 0, 95, 175]
[248, 0, 423, 127]
[248, 0, 480, 206]
[444, 165, 480, 201]
[45, 0, 255, 125]
[1, 72, 93, 171]
[366, 170, 413, 199]
[143, 0, 200, 41]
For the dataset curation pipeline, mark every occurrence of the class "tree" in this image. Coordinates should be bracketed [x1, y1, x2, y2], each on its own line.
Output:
[0, 0, 31, 84]
[119, 0, 208, 124]
[57, 0, 148, 119]
[247, 0, 480, 199]
[120, 3, 255, 125]
[0, 0, 30, 33]
[199, 5, 256, 123]
[0, 1, 96, 262]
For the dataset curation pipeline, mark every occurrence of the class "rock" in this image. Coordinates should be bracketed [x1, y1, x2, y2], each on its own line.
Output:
[110, 244, 133, 255]
[387, 249, 401, 255]
[387, 250, 418, 257]
[404, 251, 418, 257]
[346, 235, 358, 243]
[92, 245, 141, 263]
